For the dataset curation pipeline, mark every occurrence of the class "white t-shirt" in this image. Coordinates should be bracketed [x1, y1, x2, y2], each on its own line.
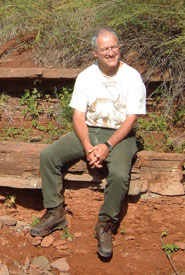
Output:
[70, 62, 146, 129]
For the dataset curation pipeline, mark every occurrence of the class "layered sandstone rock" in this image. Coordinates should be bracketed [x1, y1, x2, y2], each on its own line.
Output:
[0, 141, 184, 196]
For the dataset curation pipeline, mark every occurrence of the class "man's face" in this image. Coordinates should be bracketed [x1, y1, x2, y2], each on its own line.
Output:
[93, 31, 120, 73]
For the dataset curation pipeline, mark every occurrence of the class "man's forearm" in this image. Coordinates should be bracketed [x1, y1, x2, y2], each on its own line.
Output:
[73, 110, 92, 152]
[107, 114, 138, 147]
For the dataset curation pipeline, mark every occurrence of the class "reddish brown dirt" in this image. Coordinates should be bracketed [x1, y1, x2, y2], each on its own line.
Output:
[0, 35, 38, 68]
[0, 187, 185, 275]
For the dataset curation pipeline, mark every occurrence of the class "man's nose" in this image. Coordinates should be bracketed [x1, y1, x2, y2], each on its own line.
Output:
[107, 48, 114, 55]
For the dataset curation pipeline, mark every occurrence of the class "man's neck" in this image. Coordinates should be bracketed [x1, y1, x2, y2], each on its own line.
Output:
[98, 62, 121, 76]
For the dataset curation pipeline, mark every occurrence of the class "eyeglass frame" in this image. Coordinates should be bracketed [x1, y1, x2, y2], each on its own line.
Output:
[98, 45, 120, 55]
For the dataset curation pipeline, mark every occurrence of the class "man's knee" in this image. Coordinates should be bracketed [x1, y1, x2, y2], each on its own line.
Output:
[40, 145, 53, 164]
[109, 166, 129, 183]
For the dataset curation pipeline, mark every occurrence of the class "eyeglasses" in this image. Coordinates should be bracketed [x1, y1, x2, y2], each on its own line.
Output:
[99, 45, 119, 55]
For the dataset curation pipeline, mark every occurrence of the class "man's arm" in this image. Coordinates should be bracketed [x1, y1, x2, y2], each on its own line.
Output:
[73, 110, 138, 167]
[89, 114, 138, 166]
[107, 114, 138, 147]
[73, 109, 102, 167]
[73, 109, 91, 153]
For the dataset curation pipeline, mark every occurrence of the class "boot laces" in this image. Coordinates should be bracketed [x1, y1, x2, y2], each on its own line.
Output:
[102, 222, 115, 241]
[104, 222, 115, 233]
[39, 209, 56, 223]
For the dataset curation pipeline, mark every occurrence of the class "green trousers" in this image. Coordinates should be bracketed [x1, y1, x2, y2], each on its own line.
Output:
[40, 126, 137, 223]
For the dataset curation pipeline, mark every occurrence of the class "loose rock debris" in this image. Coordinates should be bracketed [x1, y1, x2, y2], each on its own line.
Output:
[0, 188, 185, 274]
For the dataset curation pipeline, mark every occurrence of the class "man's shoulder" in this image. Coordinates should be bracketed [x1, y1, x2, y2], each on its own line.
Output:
[118, 62, 143, 84]
[120, 62, 141, 76]
[77, 63, 98, 78]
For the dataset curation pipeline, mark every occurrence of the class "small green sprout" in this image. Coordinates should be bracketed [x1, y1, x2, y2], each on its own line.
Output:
[162, 243, 179, 258]
[4, 194, 16, 209]
[160, 229, 180, 274]
[62, 227, 73, 240]
[120, 228, 125, 235]
[30, 216, 40, 227]
[161, 230, 168, 238]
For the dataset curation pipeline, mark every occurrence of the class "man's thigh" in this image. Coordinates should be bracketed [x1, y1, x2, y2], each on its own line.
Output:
[43, 131, 86, 165]
[106, 136, 137, 176]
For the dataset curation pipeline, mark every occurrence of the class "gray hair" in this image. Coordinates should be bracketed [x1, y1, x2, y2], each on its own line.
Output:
[91, 27, 119, 50]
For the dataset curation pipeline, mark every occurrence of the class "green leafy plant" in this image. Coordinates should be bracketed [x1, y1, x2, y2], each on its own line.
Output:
[30, 216, 40, 228]
[19, 87, 73, 136]
[59, 87, 73, 122]
[161, 230, 179, 274]
[161, 230, 168, 238]
[162, 243, 179, 258]
[3, 126, 32, 141]
[137, 114, 170, 152]
[4, 126, 21, 139]
[53, 86, 73, 128]
[120, 227, 125, 235]
[0, 93, 8, 104]
[4, 194, 16, 209]
[62, 227, 73, 240]
[21, 127, 32, 141]
[172, 106, 185, 126]
[20, 88, 43, 118]
[138, 114, 168, 133]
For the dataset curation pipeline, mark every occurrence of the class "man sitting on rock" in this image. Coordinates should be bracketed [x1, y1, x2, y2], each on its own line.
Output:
[30, 27, 146, 258]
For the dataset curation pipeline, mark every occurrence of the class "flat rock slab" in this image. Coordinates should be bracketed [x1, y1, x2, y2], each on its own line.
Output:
[0, 215, 17, 226]
[0, 68, 80, 79]
[0, 141, 184, 196]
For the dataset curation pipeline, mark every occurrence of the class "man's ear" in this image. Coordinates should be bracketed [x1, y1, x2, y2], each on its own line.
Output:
[92, 49, 98, 58]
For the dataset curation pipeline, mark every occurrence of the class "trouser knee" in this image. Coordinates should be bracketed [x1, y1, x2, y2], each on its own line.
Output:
[40, 147, 50, 165]
[40, 145, 57, 169]
[107, 169, 129, 196]
[109, 168, 129, 184]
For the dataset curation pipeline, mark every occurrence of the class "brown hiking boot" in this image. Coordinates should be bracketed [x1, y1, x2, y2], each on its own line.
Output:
[30, 204, 68, 237]
[95, 220, 115, 258]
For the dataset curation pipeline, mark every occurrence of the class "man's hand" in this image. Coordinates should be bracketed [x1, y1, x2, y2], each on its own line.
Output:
[87, 143, 109, 169]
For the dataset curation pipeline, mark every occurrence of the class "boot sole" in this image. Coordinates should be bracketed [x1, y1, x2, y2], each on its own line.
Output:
[30, 218, 68, 237]
[97, 247, 112, 258]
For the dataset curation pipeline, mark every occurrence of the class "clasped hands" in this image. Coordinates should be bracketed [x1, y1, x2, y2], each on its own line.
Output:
[86, 143, 109, 169]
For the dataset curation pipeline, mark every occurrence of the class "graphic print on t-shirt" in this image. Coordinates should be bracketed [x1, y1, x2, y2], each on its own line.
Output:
[87, 79, 126, 128]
